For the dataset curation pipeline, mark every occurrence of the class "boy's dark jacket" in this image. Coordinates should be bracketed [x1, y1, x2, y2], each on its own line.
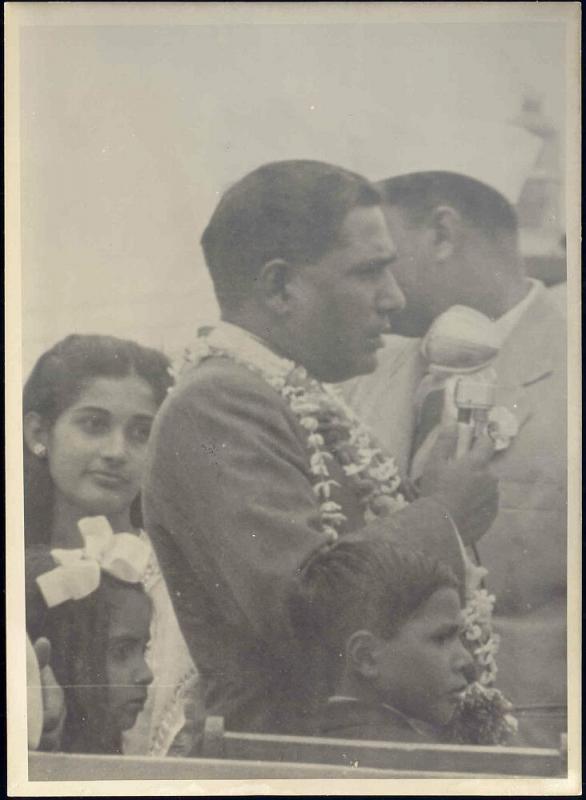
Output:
[315, 698, 433, 744]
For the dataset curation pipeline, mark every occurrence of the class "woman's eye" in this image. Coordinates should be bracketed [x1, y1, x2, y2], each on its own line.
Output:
[128, 421, 152, 445]
[79, 414, 109, 434]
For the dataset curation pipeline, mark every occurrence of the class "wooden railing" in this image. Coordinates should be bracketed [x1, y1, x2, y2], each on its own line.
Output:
[27, 719, 567, 781]
[201, 716, 566, 777]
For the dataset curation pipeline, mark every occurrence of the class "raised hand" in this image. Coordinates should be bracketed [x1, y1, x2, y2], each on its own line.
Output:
[33, 637, 66, 751]
[418, 423, 499, 546]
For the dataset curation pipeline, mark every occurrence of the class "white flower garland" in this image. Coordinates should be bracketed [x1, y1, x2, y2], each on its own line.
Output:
[137, 534, 202, 756]
[176, 323, 505, 695]
[148, 667, 200, 757]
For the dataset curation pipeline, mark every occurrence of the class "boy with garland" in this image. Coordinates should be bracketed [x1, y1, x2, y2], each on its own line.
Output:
[289, 536, 517, 746]
[143, 160, 503, 744]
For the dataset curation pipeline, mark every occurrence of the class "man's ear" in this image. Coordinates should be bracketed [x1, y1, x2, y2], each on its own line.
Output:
[429, 205, 463, 263]
[23, 412, 50, 456]
[256, 258, 296, 315]
[346, 630, 380, 680]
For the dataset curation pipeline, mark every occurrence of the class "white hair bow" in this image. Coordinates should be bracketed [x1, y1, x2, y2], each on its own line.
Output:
[36, 516, 151, 608]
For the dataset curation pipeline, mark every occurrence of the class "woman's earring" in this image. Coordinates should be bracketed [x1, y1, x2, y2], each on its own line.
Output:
[32, 443, 47, 458]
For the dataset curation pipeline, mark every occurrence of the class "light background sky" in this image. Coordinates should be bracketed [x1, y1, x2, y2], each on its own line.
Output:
[19, 15, 567, 376]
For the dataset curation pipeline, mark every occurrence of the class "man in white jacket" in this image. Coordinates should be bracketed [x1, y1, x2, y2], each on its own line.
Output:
[343, 170, 567, 747]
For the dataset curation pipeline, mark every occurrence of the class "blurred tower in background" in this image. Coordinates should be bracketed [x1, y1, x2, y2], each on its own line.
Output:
[511, 90, 566, 284]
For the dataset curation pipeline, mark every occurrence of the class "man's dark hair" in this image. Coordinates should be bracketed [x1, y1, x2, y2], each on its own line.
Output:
[288, 535, 459, 687]
[378, 171, 518, 238]
[201, 160, 381, 310]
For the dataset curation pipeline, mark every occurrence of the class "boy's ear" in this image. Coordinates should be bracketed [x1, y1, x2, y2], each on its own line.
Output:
[23, 411, 50, 456]
[256, 258, 296, 315]
[346, 630, 380, 679]
[428, 205, 462, 263]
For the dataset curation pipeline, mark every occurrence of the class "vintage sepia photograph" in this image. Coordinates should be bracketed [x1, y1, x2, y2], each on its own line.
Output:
[6, 2, 580, 795]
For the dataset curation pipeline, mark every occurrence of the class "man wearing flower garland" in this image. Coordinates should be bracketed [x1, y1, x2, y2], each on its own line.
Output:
[343, 170, 567, 747]
[143, 160, 499, 740]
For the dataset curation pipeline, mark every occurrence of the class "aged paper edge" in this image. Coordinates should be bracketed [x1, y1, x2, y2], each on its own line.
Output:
[5, 2, 581, 795]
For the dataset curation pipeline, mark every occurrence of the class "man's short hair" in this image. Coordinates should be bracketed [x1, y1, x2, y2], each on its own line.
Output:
[378, 171, 518, 237]
[288, 535, 459, 683]
[201, 160, 381, 310]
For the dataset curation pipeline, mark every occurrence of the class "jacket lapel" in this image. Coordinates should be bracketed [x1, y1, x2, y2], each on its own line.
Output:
[493, 289, 558, 430]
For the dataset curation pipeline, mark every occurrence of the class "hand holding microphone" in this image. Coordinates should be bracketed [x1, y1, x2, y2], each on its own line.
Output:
[454, 370, 497, 458]
[419, 420, 499, 547]
[416, 306, 506, 547]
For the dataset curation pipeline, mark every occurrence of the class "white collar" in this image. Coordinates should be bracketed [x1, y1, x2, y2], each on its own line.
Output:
[492, 279, 542, 343]
[208, 320, 296, 380]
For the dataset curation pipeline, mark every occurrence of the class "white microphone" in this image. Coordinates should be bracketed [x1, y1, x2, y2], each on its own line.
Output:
[453, 371, 497, 458]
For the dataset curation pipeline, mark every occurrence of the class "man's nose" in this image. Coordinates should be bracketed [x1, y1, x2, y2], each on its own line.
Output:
[377, 267, 406, 313]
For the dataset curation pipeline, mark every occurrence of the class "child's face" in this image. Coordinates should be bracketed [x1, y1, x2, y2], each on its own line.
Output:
[44, 375, 158, 521]
[373, 587, 472, 726]
[105, 588, 153, 732]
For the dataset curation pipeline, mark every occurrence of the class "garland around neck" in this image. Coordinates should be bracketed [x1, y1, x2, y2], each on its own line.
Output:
[177, 322, 408, 541]
[176, 322, 516, 741]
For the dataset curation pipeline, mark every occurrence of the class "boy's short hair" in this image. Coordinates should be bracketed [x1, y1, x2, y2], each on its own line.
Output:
[201, 159, 381, 311]
[288, 535, 459, 682]
[378, 171, 518, 238]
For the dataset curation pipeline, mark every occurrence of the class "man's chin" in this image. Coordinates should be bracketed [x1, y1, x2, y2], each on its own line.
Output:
[326, 356, 378, 384]
[313, 350, 380, 383]
[390, 312, 429, 339]
[354, 353, 380, 378]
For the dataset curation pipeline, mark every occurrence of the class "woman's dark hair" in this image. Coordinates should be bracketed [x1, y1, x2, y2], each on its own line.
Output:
[26, 545, 150, 754]
[288, 535, 459, 691]
[23, 334, 173, 547]
[201, 159, 381, 311]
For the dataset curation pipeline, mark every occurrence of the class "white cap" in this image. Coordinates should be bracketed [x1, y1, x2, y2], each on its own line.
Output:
[359, 115, 543, 205]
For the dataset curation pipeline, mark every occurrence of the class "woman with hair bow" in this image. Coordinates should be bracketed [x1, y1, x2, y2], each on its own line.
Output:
[22, 335, 200, 755]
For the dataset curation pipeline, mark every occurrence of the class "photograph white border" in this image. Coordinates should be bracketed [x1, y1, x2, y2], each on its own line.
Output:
[5, 2, 581, 795]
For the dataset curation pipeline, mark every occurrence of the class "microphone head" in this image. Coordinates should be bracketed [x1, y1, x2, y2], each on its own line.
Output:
[422, 305, 500, 371]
